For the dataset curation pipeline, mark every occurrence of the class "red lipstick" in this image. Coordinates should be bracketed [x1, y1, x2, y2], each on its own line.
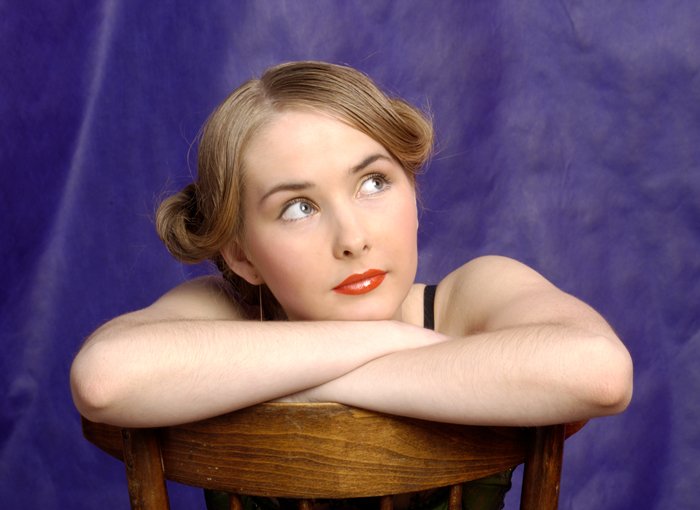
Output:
[333, 269, 386, 295]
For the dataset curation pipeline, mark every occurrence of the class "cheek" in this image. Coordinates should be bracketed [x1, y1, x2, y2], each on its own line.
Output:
[393, 201, 419, 272]
[391, 198, 419, 243]
[246, 229, 317, 286]
[247, 235, 323, 321]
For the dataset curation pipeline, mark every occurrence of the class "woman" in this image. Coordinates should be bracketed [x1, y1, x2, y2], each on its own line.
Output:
[70, 61, 633, 509]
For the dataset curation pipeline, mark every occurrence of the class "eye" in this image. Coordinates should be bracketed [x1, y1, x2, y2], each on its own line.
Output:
[280, 199, 317, 221]
[358, 173, 390, 196]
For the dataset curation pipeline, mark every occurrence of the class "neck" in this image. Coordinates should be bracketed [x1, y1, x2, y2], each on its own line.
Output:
[397, 283, 426, 327]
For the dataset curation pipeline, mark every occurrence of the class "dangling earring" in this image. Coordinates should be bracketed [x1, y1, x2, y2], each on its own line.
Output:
[259, 284, 264, 322]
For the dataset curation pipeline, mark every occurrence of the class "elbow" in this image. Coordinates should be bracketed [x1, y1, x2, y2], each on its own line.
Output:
[579, 335, 634, 416]
[70, 341, 123, 423]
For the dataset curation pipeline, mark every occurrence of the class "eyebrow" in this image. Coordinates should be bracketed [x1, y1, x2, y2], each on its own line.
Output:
[259, 153, 392, 205]
[350, 153, 392, 174]
[259, 181, 315, 204]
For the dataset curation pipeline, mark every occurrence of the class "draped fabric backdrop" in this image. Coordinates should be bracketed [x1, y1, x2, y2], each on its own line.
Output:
[2, 1, 699, 509]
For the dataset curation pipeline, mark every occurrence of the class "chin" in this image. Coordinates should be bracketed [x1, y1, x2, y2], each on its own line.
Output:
[334, 302, 400, 322]
[343, 312, 393, 321]
[283, 288, 406, 322]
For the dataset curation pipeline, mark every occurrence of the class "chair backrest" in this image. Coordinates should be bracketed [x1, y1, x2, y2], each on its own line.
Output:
[82, 402, 583, 510]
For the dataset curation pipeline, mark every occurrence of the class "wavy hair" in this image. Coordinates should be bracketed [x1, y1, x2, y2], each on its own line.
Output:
[156, 61, 434, 319]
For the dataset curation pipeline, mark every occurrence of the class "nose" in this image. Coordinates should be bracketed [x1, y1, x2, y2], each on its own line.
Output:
[331, 207, 370, 259]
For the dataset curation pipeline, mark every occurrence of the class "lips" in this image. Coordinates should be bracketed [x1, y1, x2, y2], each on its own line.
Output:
[333, 269, 386, 295]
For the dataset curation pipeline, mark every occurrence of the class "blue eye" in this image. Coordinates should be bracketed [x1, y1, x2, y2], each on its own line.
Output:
[359, 174, 390, 196]
[280, 199, 316, 221]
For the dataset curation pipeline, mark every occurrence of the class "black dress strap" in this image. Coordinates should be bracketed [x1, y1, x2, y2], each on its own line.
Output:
[423, 285, 437, 331]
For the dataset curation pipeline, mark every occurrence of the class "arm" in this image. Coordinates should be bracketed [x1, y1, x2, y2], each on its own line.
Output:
[70, 277, 444, 427]
[291, 256, 633, 426]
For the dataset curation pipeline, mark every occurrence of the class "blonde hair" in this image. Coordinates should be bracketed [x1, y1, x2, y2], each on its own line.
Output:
[156, 61, 434, 318]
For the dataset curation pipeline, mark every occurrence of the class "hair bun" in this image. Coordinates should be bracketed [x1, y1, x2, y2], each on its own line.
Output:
[156, 183, 211, 263]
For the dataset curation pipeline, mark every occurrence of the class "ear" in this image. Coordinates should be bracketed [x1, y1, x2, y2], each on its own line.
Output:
[220, 241, 264, 285]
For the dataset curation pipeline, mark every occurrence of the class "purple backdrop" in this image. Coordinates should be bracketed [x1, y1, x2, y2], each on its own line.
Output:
[2, 1, 699, 509]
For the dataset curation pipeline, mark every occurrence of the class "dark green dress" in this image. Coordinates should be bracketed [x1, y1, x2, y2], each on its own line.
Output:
[204, 285, 513, 510]
[205, 471, 512, 510]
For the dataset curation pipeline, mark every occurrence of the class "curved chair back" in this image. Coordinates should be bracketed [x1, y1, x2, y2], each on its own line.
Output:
[82, 402, 582, 510]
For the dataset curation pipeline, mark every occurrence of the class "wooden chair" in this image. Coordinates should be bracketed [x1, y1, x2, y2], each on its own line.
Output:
[81, 402, 584, 510]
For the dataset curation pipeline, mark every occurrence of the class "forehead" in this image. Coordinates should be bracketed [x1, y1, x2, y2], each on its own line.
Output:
[243, 110, 389, 176]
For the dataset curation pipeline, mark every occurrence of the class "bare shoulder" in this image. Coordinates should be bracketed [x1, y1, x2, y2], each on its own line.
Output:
[435, 255, 612, 336]
[441, 255, 555, 295]
[80, 276, 246, 352]
[146, 275, 246, 321]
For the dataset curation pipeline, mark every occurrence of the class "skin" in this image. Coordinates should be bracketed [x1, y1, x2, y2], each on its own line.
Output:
[70, 110, 633, 428]
[222, 110, 419, 322]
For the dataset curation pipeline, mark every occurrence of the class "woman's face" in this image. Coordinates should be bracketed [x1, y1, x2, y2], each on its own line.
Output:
[231, 109, 419, 321]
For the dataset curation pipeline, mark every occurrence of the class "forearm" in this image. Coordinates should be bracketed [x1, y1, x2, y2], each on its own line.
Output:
[70, 315, 441, 427]
[299, 324, 633, 426]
